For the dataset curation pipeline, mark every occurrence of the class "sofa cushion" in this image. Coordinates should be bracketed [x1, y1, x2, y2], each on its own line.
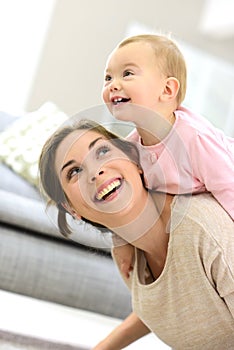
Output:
[0, 111, 41, 200]
[0, 111, 18, 131]
[0, 103, 68, 187]
[0, 163, 41, 200]
[0, 189, 112, 250]
[0, 226, 131, 319]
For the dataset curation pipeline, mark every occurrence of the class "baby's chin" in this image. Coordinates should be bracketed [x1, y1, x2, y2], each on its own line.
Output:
[112, 103, 138, 122]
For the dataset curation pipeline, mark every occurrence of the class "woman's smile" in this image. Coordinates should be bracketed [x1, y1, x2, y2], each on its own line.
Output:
[95, 177, 122, 202]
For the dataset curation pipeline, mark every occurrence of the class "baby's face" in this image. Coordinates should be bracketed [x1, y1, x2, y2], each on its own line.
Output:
[102, 41, 167, 115]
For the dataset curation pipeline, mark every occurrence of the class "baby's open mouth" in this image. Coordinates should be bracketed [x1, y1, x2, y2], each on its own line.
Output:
[96, 179, 122, 201]
[112, 97, 130, 105]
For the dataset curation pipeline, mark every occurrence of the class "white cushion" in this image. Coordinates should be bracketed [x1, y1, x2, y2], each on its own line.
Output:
[0, 102, 68, 187]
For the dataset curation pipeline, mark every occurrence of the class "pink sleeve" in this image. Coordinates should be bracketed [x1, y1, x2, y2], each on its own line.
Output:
[126, 128, 141, 142]
[126, 127, 234, 220]
[190, 132, 234, 220]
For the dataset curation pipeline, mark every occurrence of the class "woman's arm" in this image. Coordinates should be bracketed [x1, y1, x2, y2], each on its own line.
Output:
[92, 312, 151, 350]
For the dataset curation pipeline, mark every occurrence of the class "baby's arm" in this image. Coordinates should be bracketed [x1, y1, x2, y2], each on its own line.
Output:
[191, 134, 234, 220]
[92, 312, 150, 350]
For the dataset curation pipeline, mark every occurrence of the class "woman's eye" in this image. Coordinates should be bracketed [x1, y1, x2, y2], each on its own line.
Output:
[123, 70, 133, 77]
[67, 167, 82, 180]
[96, 145, 110, 157]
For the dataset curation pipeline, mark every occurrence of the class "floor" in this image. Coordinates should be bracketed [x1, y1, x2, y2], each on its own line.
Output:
[0, 290, 170, 349]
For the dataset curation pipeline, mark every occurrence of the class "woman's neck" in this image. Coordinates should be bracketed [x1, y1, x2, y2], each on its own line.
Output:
[111, 191, 160, 244]
[141, 192, 174, 280]
[112, 191, 173, 255]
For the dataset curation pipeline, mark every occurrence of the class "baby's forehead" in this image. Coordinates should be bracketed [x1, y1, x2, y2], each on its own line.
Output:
[106, 41, 155, 68]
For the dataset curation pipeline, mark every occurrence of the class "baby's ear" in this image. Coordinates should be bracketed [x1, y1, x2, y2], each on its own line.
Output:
[61, 202, 81, 220]
[161, 77, 180, 101]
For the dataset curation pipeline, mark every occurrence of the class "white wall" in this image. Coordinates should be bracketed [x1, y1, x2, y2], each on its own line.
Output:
[182, 43, 234, 136]
[23, 0, 234, 122]
[0, 0, 234, 138]
[0, 0, 55, 114]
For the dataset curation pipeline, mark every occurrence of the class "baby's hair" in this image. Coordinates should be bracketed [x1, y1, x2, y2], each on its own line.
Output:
[39, 119, 142, 237]
[118, 34, 187, 106]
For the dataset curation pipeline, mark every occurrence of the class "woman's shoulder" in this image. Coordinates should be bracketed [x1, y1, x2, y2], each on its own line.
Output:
[170, 193, 234, 284]
[171, 193, 233, 241]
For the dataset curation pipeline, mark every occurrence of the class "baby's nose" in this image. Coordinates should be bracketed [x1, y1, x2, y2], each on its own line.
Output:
[110, 79, 121, 91]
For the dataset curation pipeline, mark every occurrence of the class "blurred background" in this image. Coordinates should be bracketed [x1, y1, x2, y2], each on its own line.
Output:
[0, 0, 234, 135]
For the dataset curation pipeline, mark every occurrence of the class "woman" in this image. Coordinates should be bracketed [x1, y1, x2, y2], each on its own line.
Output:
[39, 119, 234, 349]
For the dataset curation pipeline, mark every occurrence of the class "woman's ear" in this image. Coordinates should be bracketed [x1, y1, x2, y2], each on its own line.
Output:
[61, 202, 81, 220]
[160, 77, 180, 102]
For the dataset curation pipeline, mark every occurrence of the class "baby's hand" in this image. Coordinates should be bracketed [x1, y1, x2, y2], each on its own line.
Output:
[113, 243, 134, 279]
[120, 259, 133, 279]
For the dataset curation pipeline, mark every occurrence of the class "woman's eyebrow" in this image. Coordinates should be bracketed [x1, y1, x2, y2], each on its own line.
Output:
[61, 160, 75, 173]
[60, 136, 104, 173]
[88, 136, 103, 150]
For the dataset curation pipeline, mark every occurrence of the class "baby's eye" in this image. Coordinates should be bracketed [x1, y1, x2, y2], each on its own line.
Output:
[123, 70, 133, 77]
[104, 74, 112, 82]
[67, 167, 82, 180]
[96, 145, 110, 157]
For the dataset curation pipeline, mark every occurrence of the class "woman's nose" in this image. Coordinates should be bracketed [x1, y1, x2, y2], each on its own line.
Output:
[90, 170, 104, 182]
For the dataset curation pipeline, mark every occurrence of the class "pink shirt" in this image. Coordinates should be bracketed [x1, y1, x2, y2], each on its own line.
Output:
[127, 106, 234, 220]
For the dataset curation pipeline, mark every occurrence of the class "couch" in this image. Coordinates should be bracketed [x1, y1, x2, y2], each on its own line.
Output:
[0, 106, 133, 321]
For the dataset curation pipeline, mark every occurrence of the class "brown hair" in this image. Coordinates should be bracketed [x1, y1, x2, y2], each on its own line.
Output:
[39, 118, 141, 237]
[118, 34, 187, 106]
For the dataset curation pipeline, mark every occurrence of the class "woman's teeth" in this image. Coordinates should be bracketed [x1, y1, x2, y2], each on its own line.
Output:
[96, 179, 121, 201]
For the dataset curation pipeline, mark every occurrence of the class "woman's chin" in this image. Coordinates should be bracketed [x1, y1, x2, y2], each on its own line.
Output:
[95, 183, 138, 217]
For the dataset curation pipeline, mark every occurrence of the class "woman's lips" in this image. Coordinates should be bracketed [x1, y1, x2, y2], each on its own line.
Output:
[95, 178, 122, 201]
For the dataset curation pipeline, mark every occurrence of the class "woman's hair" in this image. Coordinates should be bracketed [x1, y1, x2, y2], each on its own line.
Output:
[39, 118, 141, 237]
[118, 34, 187, 106]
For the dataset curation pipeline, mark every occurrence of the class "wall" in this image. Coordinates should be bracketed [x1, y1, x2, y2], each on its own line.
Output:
[0, 0, 55, 114]
[25, 0, 234, 118]
[1, 0, 233, 135]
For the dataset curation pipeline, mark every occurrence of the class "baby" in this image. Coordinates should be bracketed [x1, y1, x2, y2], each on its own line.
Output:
[102, 34, 234, 277]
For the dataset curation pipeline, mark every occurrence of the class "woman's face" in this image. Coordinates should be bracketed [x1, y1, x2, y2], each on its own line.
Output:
[55, 129, 145, 228]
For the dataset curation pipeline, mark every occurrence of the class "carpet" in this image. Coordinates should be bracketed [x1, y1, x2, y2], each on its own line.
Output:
[0, 329, 89, 350]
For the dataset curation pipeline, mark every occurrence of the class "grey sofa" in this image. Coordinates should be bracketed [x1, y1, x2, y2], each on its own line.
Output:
[0, 111, 132, 320]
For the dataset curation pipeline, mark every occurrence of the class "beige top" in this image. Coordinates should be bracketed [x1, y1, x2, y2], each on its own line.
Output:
[113, 193, 234, 349]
